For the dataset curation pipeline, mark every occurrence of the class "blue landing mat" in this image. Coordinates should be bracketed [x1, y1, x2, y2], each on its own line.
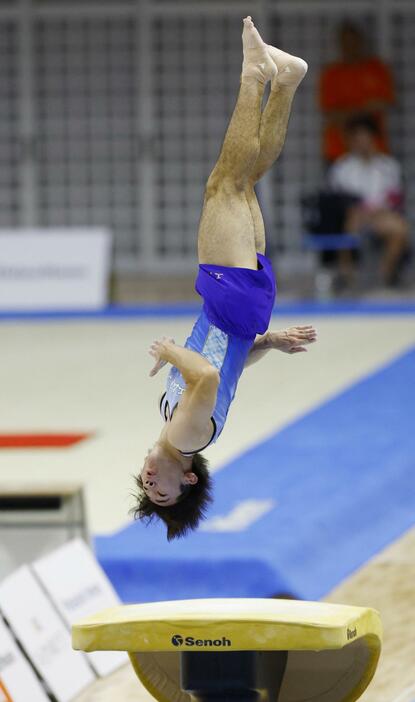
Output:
[2, 299, 415, 321]
[95, 347, 415, 603]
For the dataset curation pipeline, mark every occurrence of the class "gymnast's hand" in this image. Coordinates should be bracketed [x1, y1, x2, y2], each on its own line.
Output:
[149, 337, 175, 376]
[269, 325, 317, 354]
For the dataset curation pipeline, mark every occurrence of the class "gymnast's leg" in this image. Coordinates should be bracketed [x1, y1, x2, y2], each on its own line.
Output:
[197, 16, 276, 270]
[246, 46, 308, 254]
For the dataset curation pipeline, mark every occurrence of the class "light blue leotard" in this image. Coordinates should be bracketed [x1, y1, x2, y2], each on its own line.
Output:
[160, 310, 254, 454]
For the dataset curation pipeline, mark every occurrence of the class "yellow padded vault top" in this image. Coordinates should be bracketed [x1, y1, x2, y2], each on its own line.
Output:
[72, 598, 382, 653]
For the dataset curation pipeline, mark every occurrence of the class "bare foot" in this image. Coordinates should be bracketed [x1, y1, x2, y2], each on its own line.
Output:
[267, 45, 308, 90]
[241, 16, 277, 86]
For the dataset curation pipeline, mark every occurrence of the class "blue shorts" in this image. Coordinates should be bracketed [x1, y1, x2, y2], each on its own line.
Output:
[195, 253, 277, 340]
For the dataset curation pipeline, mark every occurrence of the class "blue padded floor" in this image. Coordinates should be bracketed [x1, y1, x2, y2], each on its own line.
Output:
[95, 347, 415, 603]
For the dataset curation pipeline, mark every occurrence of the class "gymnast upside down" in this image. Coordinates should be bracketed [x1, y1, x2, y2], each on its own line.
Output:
[133, 17, 317, 539]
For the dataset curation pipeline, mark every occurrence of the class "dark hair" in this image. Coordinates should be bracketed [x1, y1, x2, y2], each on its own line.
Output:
[346, 114, 379, 137]
[338, 19, 363, 39]
[131, 453, 213, 540]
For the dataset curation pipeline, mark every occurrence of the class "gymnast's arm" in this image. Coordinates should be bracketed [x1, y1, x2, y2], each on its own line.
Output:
[149, 338, 216, 386]
[149, 339, 219, 452]
[245, 325, 317, 367]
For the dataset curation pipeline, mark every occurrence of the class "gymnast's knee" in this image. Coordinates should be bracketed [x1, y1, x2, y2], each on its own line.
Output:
[205, 171, 246, 200]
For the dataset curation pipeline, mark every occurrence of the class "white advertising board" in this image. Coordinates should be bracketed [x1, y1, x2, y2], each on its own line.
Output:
[0, 229, 111, 310]
[33, 539, 127, 676]
[0, 617, 49, 702]
[0, 566, 95, 702]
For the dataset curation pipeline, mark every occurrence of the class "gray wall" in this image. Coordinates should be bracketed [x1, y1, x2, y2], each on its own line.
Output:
[0, 0, 414, 273]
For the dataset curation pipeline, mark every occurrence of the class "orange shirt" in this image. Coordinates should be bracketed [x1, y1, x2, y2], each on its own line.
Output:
[319, 57, 395, 161]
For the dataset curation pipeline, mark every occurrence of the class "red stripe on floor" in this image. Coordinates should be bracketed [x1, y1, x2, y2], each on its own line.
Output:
[0, 433, 91, 448]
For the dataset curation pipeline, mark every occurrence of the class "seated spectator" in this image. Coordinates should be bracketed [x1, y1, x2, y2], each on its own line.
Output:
[319, 21, 395, 163]
[329, 115, 409, 287]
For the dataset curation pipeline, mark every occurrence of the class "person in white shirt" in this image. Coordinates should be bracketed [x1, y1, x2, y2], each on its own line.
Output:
[329, 115, 409, 286]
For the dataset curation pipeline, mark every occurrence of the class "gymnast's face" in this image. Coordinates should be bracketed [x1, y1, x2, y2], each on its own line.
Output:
[141, 446, 197, 506]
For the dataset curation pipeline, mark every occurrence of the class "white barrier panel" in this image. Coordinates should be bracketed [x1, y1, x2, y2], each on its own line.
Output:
[33, 539, 127, 676]
[0, 229, 111, 310]
[0, 566, 95, 702]
[0, 617, 50, 702]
